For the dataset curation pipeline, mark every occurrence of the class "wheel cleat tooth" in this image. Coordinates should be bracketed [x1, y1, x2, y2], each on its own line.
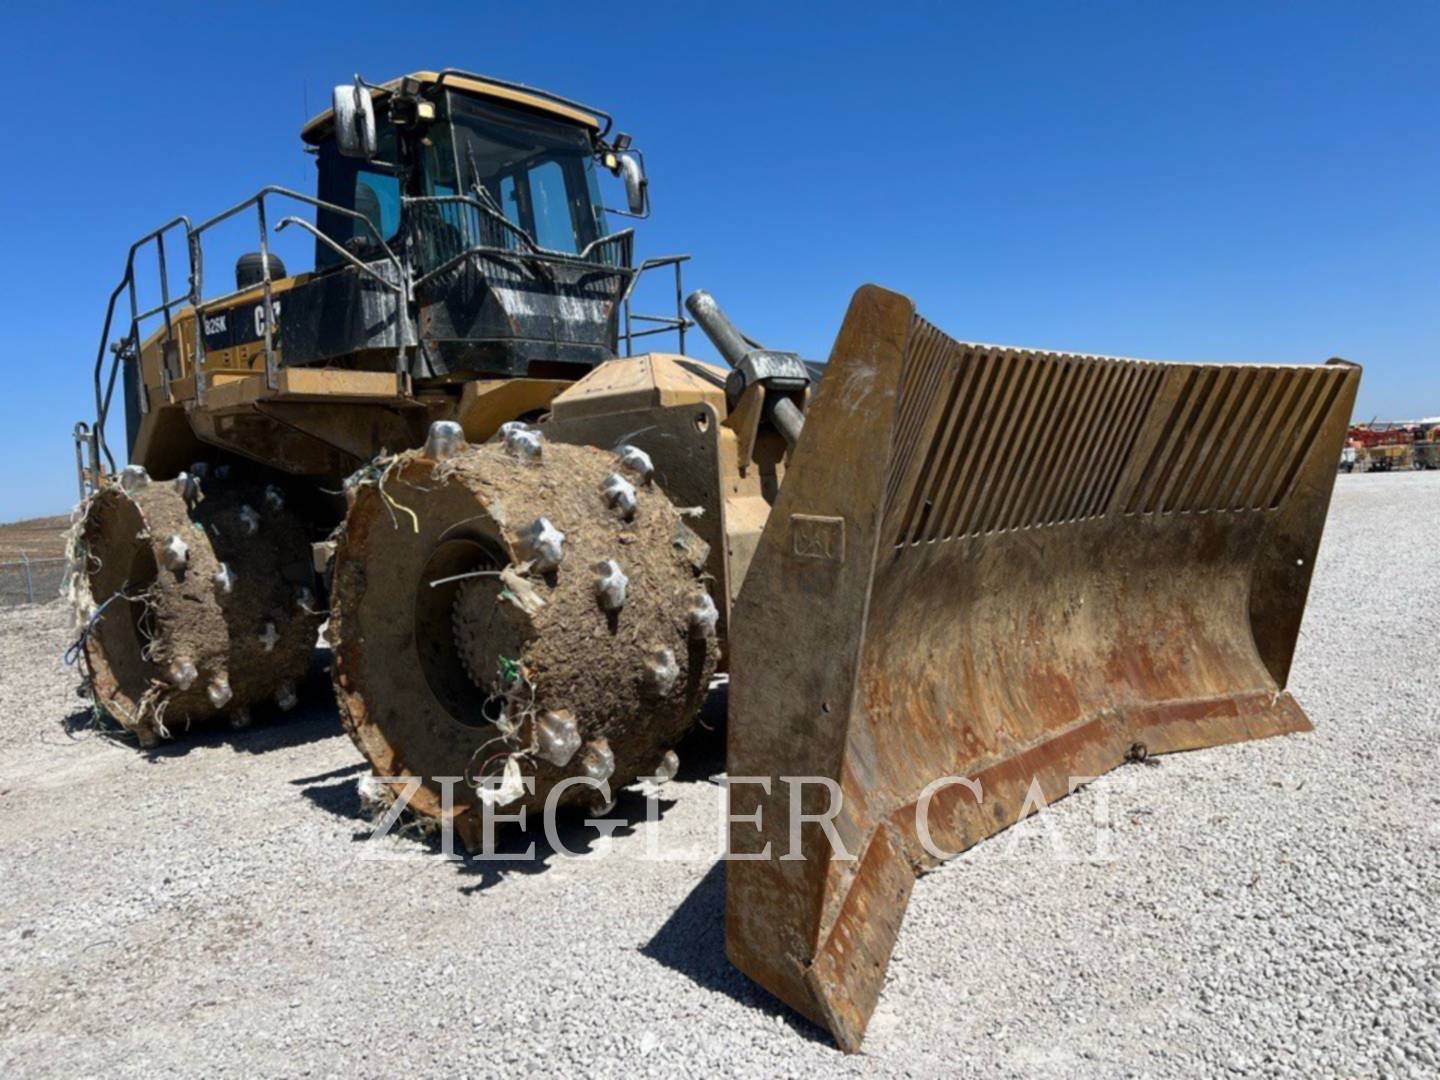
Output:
[160, 535, 189, 570]
[167, 658, 198, 691]
[295, 586, 315, 612]
[423, 420, 466, 461]
[206, 675, 233, 709]
[263, 485, 285, 513]
[118, 465, 150, 492]
[238, 505, 260, 535]
[653, 749, 680, 784]
[535, 709, 581, 767]
[499, 421, 543, 460]
[275, 682, 298, 712]
[258, 621, 279, 652]
[189, 462, 210, 482]
[615, 444, 654, 485]
[518, 517, 565, 573]
[645, 647, 679, 695]
[212, 563, 236, 595]
[173, 472, 199, 504]
[687, 591, 720, 639]
[578, 738, 615, 783]
[601, 473, 638, 520]
[228, 707, 252, 730]
[593, 559, 629, 613]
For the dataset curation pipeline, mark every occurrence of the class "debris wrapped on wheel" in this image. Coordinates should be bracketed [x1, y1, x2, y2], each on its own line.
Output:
[725, 285, 1360, 1051]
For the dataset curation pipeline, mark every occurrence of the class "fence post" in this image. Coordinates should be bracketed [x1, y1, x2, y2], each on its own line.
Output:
[20, 551, 34, 605]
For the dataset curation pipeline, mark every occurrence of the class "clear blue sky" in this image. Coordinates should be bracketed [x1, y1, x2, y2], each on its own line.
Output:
[1, 1, 1436, 520]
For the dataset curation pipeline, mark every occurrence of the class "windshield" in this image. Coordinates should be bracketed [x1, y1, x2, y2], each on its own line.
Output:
[312, 91, 611, 273]
[444, 91, 607, 254]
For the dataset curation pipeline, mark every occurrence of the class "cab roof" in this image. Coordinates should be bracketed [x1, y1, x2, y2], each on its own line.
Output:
[300, 69, 608, 144]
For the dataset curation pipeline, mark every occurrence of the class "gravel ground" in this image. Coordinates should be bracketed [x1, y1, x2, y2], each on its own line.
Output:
[0, 472, 1435, 1078]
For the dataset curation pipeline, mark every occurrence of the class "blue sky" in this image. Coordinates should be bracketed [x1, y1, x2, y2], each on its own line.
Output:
[1, 1, 1436, 520]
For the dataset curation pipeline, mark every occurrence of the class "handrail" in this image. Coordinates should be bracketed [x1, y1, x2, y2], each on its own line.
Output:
[579, 229, 637, 263]
[622, 255, 691, 356]
[404, 193, 635, 265]
[90, 216, 192, 473]
[87, 178, 675, 472]
[191, 186, 400, 265]
[410, 242, 635, 293]
[89, 187, 411, 463]
[73, 422, 99, 503]
[188, 186, 409, 392]
[275, 217, 404, 293]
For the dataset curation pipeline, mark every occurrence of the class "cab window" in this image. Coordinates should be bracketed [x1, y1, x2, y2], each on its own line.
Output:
[528, 160, 574, 252]
[446, 92, 606, 255]
[314, 124, 401, 267]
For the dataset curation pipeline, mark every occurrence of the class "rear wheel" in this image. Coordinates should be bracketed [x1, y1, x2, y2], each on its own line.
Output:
[70, 470, 321, 744]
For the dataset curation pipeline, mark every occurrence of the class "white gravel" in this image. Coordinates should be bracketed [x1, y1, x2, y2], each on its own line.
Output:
[0, 472, 1435, 1078]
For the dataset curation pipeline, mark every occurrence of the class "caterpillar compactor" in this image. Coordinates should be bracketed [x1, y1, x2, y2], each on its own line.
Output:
[70, 69, 1359, 1051]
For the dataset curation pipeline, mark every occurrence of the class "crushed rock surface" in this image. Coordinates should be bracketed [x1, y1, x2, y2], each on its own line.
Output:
[0, 471, 1435, 1078]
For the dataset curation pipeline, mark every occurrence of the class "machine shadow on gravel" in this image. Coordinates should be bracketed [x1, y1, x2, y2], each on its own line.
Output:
[298, 686, 730, 893]
[297, 772, 681, 890]
[642, 860, 833, 1047]
[63, 646, 343, 758]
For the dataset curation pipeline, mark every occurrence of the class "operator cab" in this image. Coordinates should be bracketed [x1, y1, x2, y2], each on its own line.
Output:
[296, 70, 650, 378]
[311, 91, 611, 265]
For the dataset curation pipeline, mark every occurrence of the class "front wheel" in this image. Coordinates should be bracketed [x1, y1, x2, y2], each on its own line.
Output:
[328, 433, 719, 845]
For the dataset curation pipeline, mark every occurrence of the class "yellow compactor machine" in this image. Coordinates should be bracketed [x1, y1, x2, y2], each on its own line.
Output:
[69, 69, 1359, 1051]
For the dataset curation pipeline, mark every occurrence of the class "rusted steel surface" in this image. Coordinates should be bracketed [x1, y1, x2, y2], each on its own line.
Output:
[726, 285, 1359, 1051]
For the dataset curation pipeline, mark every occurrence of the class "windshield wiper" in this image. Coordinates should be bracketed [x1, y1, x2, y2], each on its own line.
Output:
[463, 145, 538, 251]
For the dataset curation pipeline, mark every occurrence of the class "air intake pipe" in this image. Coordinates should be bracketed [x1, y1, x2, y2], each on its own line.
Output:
[235, 252, 288, 291]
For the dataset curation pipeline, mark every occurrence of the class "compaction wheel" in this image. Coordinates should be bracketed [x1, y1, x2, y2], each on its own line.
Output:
[69, 466, 322, 745]
[328, 424, 719, 844]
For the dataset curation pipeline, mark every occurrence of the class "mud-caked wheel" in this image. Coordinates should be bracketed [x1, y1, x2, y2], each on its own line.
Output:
[68, 466, 322, 745]
[328, 427, 719, 845]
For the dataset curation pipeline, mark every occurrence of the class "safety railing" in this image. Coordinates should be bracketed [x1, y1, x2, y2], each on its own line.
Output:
[404, 194, 636, 285]
[406, 192, 685, 353]
[74, 422, 101, 503]
[621, 255, 691, 356]
[88, 216, 194, 474]
[88, 184, 693, 484]
[88, 188, 407, 474]
[189, 187, 408, 401]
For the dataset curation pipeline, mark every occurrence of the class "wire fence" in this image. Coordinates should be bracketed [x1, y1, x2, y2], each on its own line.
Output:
[0, 556, 68, 608]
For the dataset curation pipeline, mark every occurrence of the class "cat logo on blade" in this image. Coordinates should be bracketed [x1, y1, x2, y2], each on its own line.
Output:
[790, 514, 845, 563]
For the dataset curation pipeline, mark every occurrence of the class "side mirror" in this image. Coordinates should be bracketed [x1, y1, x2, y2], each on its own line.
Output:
[332, 80, 377, 159]
[619, 153, 648, 215]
